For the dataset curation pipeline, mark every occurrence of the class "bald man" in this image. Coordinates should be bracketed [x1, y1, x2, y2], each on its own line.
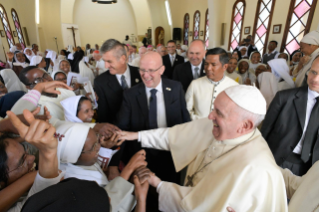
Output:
[116, 51, 190, 211]
[173, 40, 206, 92]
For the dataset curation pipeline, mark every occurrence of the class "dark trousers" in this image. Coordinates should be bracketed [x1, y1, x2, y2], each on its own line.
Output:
[280, 153, 312, 176]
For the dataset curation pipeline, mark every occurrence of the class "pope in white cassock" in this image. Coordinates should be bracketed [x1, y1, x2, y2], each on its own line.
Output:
[120, 85, 287, 212]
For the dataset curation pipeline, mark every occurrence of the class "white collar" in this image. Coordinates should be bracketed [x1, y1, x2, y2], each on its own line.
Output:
[145, 79, 163, 94]
[308, 87, 319, 100]
[207, 75, 225, 85]
[191, 61, 202, 70]
[170, 53, 176, 58]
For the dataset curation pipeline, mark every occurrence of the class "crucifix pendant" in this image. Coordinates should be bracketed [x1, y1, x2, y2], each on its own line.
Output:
[185, 175, 194, 187]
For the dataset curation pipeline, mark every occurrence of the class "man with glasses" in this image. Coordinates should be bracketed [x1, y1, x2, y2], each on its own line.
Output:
[116, 51, 190, 211]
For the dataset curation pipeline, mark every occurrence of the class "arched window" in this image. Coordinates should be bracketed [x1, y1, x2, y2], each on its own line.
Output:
[183, 13, 190, 45]
[228, 0, 246, 51]
[204, 9, 209, 47]
[193, 10, 200, 40]
[252, 0, 276, 56]
[11, 9, 25, 49]
[281, 0, 318, 54]
[0, 4, 15, 48]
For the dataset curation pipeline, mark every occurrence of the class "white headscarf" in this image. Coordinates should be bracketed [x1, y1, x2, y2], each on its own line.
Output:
[0, 69, 27, 92]
[301, 30, 319, 45]
[268, 58, 295, 89]
[238, 59, 256, 85]
[79, 60, 95, 86]
[238, 46, 248, 57]
[13, 52, 29, 68]
[51, 70, 67, 81]
[30, 56, 43, 66]
[257, 72, 278, 109]
[56, 123, 108, 186]
[23, 48, 35, 61]
[278, 52, 291, 67]
[54, 55, 66, 71]
[249, 51, 261, 71]
[60, 95, 84, 123]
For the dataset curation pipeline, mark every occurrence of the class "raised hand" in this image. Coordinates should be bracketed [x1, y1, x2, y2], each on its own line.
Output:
[93, 123, 121, 139]
[6, 52, 14, 61]
[118, 131, 138, 141]
[120, 150, 147, 180]
[131, 166, 152, 184]
[100, 132, 124, 149]
[33, 81, 73, 95]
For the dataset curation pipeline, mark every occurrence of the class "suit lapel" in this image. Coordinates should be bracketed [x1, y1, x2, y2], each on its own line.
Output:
[137, 84, 149, 126]
[293, 87, 308, 130]
[185, 62, 194, 80]
[200, 59, 206, 76]
[162, 79, 172, 126]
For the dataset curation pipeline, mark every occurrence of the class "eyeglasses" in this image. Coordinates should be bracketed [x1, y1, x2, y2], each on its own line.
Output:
[30, 73, 51, 88]
[8, 144, 29, 173]
[81, 134, 101, 154]
[55, 77, 67, 82]
[139, 65, 163, 74]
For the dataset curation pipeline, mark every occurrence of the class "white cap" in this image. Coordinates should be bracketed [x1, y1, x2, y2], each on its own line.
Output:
[224, 85, 267, 115]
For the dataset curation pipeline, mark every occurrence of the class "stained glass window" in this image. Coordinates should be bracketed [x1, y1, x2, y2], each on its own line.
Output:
[193, 10, 200, 40]
[11, 9, 25, 49]
[0, 4, 15, 48]
[282, 0, 318, 54]
[204, 9, 209, 47]
[229, 0, 246, 51]
[183, 13, 190, 45]
[253, 0, 275, 56]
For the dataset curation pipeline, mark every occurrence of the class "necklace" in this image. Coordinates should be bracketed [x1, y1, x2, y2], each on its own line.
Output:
[185, 129, 256, 187]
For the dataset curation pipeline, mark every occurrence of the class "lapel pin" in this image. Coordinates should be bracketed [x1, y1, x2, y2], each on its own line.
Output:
[166, 87, 171, 91]
[135, 78, 139, 83]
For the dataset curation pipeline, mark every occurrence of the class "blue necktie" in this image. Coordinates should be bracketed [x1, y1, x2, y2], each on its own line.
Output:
[149, 89, 158, 129]
[121, 75, 128, 90]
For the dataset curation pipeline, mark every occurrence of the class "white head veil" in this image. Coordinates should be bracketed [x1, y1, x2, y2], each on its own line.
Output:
[30, 56, 43, 66]
[268, 58, 295, 89]
[257, 72, 278, 109]
[249, 51, 261, 71]
[60, 95, 84, 123]
[301, 30, 319, 45]
[23, 48, 35, 61]
[0, 69, 27, 92]
[13, 51, 29, 68]
[238, 46, 248, 57]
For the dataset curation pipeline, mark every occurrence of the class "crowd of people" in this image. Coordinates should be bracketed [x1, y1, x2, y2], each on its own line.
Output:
[0, 29, 318, 211]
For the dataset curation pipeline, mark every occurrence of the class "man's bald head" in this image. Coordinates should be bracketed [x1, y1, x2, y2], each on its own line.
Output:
[188, 40, 206, 66]
[139, 52, 165, 88]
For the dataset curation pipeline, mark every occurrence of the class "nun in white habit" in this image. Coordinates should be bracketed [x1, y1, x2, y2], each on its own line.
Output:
[24, 48, 35, 61]
[268, 58, 295, 91]
[56, 123, 137, 212]
[257, 72, 278, 109]
[0, 69, 27, 92]
[60, 95, 89, 123]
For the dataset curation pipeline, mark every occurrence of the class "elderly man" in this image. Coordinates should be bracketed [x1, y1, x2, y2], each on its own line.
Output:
[186, 48, 238, 120]
[294, 30, 319, 87]
[261, 56, 319, 176]
[162, 40, 185, 79]
[93, 50, 107, 75]
[173, 40, 206, 92]
[116, 51, 190, 211]
[131, 46, 147, 67]
[119, 85, 287, 212]
[156, 45, 167, 57]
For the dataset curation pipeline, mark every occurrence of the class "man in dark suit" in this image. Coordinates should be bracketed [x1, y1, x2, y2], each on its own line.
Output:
[117, 51, 190, 211]
[162, 40, 185, 79]
[94, 39, 141, 124]
[173, 40, 206, 92]
[261, 57, 319, 176]
[94, 39, 141, 180]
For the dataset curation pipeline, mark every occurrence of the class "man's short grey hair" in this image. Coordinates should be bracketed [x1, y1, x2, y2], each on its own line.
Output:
[139, 46, 146, 52]
[191, 39, 206, 50]
[236, 106, 265, 128]
[100, 39, 126, 60]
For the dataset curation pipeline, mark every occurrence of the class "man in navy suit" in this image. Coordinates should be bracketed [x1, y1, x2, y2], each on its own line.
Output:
[117, 51, 190, 211]
[94, 39, 141, 180]
[162, 40, 185, 79]
[173, 40, 206, 92]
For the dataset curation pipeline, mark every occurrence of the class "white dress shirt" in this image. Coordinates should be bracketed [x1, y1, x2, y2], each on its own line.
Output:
[190, 62, 202, 79]
[115, 65, 131, 88]
[293, 88, 319, 154]
[145, 80, 167, 128]
[169, 53, 176, 66]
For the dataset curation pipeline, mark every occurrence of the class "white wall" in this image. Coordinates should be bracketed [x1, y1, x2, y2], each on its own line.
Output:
[73, 0, 137, 47]
[129, 0, 152, 36]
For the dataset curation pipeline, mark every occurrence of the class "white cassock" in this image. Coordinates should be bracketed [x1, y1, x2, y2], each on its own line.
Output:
[281, 161, 319, 212]
[38, 88, 75, 121]
[225, 71, 243, 84]
[185, 76, 238, 120]
[138, 118, 288, 212]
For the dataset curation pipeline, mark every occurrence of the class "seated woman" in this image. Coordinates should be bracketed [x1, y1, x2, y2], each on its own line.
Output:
[225, 58, 242, 84]
[249, 51, 261, 73]
[23, 48, 35, 61]
[237, 59, 256, 85]
[231, 50, 242, 61]
[268, 58, 295, 91]
[51, 71, 67, 84]
[5, 51, 30, 76]
[61, 96, 94, 123]
[290, 50, 303, 76]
